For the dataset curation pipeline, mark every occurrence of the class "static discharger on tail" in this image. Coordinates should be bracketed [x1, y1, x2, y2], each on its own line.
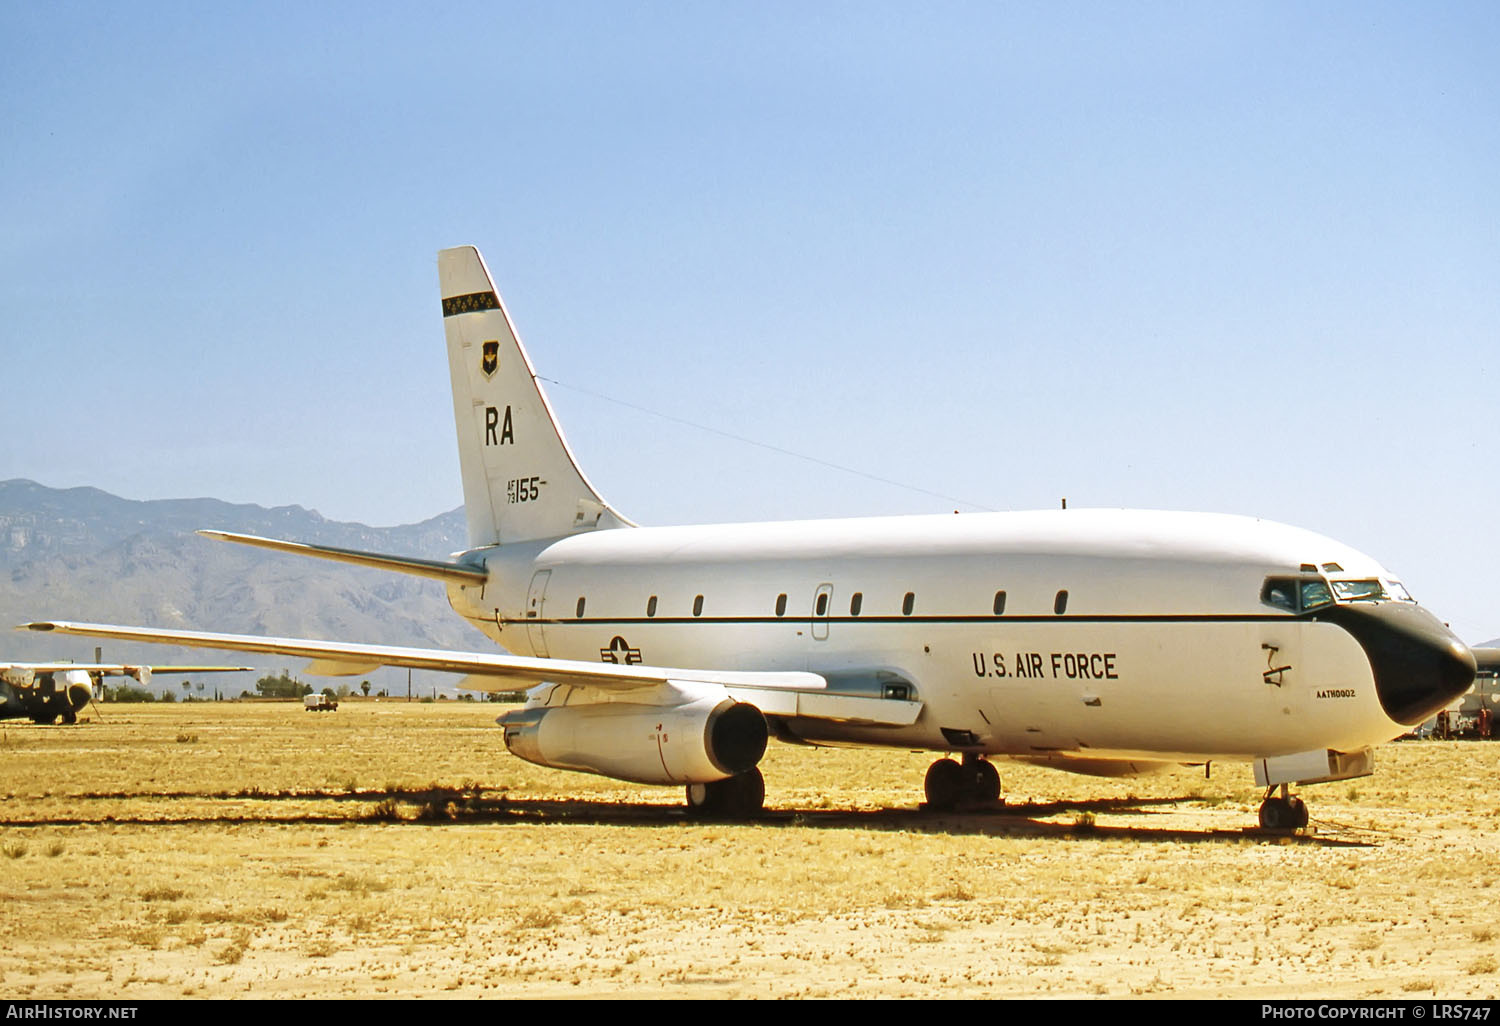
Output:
[22, 246, 1479, 828]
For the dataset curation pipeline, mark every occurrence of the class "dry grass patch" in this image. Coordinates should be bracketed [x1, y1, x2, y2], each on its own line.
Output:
[138, 886, 185, 902]
[326, 874, 390, 895]
[212, 930, 251, 966]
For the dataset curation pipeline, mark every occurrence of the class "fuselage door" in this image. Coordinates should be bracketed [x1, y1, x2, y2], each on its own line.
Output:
[526, 569, 552, 658]
[811, 583, 833, 641]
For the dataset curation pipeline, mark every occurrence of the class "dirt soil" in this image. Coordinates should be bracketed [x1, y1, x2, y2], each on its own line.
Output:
[1, 702, 1497, 999]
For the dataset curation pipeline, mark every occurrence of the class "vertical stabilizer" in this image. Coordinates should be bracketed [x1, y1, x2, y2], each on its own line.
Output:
[439, 246, 630, 547]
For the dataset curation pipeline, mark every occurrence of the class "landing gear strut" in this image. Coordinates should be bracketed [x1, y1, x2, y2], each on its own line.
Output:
[924, 754, 1001, 811]
[686, 767, 765, 819]
[1258, 784, 1309, 831]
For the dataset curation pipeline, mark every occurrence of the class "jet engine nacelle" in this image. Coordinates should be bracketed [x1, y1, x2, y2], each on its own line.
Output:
[499, 694, 768, 785]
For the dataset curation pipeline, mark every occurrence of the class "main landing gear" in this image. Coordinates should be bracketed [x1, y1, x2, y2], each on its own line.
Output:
[1258, 784, 1309, 831]
[923, 754, 1001, 811]
[686, 767, 765, 819]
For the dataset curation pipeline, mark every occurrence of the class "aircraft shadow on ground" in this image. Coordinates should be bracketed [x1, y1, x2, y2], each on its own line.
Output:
[0, 789, 1376, 846]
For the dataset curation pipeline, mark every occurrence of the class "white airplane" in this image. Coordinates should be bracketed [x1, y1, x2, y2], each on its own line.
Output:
[23, 246, 1479, 828]
[1, 662, 250, 723]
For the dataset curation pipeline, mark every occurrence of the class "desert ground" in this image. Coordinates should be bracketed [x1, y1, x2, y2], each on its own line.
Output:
[0, 700, 1497, 1000]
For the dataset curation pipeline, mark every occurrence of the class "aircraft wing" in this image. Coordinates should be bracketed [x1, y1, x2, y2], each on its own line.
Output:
[4, 664, 252, 675]
[19, 621, 921, 727]
[1, 662, 251, 689]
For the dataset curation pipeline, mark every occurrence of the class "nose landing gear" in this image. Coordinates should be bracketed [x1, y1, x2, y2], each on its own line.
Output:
[1258, 784, 1309, 831]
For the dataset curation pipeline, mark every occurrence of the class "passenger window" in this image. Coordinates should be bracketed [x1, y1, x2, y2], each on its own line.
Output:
[775, 593, 787, 617]
[646, 595, 657, 618]
[575, 597, 586, 619]
[693, 594, 705, 617]
[993, 590, 1007, 616]
[902, 592, 915, 616]
[850, 592, 863, 616]
[1054, 590, 1069, 614]
[815, 592, 828, 617]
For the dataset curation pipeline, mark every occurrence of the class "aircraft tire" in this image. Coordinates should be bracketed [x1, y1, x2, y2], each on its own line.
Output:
[972, 760, 1001, 803]
[685, 781, 720, 815]
[686, 768, 764, 819]
[723, 767, 765, 818]
[924, 759, 963, 811]
[1258, 796, 1307, 831]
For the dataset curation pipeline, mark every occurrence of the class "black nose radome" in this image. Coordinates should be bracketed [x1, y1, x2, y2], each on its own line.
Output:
[1315, 603, 1476, 725]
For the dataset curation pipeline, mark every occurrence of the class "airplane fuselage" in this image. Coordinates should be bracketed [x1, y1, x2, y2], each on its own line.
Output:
[29, 245, 1477, 823]
[446, 507, 1457, 769]
[0, 667, 94, 724]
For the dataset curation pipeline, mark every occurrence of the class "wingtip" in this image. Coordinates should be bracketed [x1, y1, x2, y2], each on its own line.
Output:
[20, 621, 57, 632]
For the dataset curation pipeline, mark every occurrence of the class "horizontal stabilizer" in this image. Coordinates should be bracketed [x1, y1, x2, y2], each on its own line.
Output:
[199, 530, 488, 586]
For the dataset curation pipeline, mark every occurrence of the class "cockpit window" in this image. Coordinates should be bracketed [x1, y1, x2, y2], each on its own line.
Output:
[1262, 579, 1297, 611]
[1299, 580, 1334, 610]
[1330, 579, 1388, 602]
[1386, 580, 1414, 602]
[1262, 576, 1334, 613]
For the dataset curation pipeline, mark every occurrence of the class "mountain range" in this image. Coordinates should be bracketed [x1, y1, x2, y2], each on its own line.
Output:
[1, 479, 493, 696]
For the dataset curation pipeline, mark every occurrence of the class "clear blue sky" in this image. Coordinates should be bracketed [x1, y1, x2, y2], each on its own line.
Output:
[3, 2, 1498, 641]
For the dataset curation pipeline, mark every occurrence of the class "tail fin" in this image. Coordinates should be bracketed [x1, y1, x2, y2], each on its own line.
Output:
[439, 246, 630, 548]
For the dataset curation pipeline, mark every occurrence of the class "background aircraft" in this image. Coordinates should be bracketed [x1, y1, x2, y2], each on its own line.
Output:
[1, 662, 250, 724]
